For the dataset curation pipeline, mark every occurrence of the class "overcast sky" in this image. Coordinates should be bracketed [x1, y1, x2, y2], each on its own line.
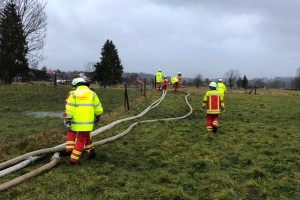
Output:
[40, 0, 300, 79]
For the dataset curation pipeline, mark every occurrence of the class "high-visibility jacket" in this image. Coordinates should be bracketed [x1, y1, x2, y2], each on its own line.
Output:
[156, 71, 162, 83]
[171, 77, 178, 84]
[65, 85, 103, 131]
[202, 90, 224, 114]
[217, 82, 226, 95]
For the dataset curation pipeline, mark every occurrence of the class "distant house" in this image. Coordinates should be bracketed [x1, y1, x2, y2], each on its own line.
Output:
[46, 69, 56, 76]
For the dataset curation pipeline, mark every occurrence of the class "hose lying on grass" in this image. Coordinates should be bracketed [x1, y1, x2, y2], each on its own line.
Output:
[0, 90, 167, 171]
[0, 153, 60, 192]
[0, 90, 192, 192]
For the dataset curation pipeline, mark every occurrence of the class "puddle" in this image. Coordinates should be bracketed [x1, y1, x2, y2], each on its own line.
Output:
[26, 111, 64, 118]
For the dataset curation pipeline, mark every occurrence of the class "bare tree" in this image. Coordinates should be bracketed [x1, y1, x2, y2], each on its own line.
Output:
[253, 78, 265, 88]
[0, 0, 47, 68]
[224, 69, 240, 89]
[193, 74, 203, 88]
[84, 62, 96, 73]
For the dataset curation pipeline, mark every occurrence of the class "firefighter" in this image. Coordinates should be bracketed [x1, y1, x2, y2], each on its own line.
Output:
[202, 82, 225, 133]
[162, 75, 168, 90]
[155, 69, 163, 90]
[171, 76, 179, 91]
[64, 77, 95, 155]
[65, 78, 103, 164]
[217, 79, 226, 98]
[177, 72, 182, 89]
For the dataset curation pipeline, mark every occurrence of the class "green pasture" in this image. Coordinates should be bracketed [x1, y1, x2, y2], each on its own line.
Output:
[0, 84, 299, 200]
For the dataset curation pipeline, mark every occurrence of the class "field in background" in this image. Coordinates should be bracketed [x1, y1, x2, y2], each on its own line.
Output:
[0, 84, 299, 199]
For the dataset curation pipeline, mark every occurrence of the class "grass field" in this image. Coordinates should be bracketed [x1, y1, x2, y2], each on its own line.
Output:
[0, 84, 299, 199]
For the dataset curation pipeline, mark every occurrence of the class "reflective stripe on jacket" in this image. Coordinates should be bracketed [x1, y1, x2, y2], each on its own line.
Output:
[202, 90, 224, 114]
[156, 72, 162, 82]
[66, 85, 103, 131]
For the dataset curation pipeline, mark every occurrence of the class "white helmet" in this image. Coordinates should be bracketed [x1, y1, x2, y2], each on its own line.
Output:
[72, 78, 86, 86]
[158, 69, 161, 72]
[164, 75, 167, 78]
[178, 72, 181, 74]
[219, 79, 223, 82]
[209, 82, 217, 88]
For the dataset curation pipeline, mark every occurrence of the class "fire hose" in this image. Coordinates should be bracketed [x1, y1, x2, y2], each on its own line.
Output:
[0, 90, 167, 171]
[0, 90, 192, 192]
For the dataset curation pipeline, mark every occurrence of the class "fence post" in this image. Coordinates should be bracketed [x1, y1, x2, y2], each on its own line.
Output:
[144, 78, 147, 97]
[53, 72, 57, 86]
[124, 83, 130, 110]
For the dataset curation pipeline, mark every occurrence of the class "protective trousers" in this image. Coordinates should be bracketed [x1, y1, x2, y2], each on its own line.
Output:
[162, 83, 168, 90]
[66, 130, 94, 153]
[156, 82, 161, 90]
[66, 130, 76, 153]
[206, 114, 219, 132]
[70, 131, 94, 163]
[173, 82, 179, 90]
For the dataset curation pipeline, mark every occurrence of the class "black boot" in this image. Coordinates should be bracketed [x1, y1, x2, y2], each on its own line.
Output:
[213, 126, 218, 133]
[88, 149, 96, 159]
[69, 161, 77, 165]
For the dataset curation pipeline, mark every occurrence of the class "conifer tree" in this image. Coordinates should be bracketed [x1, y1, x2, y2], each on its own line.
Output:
[242, 75, 249, 89]
[94, 40, 123, 88]
[0, 2, 29, 84]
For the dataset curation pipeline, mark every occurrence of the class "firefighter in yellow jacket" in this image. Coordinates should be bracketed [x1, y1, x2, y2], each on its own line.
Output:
[65, 78, 103, 164]
[202, 82, 225, 133]
[217, 79, 226, 98]
[171, 76, 179, 91]
[155, 69, 163, 90]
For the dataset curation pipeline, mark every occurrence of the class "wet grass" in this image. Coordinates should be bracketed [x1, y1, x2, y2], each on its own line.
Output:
[0, 85, 299, 199]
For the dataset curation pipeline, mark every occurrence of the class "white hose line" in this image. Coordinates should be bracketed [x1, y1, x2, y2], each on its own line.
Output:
[0, 90, 190, 192]
[93, 91, 192, 146]
[0, 155, 45, 178]
[91, 90, 167, 137]
[0, 153, 60, 192]
[0, 146, 64, 171]
[0, 90, 167, 171]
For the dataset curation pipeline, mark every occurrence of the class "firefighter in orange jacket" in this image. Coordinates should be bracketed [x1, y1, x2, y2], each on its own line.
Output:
[162, 75, 168, 90]
[202, 82, 225, 133]
[65, 78, 103, 164]
[177, 72, 182, 89]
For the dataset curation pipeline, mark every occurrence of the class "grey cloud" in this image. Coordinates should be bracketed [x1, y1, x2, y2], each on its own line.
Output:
[40, 0, 300, 79]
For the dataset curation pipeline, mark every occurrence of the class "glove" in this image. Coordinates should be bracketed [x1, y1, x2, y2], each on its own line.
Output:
[64, 118, 71, 129]
[221, 107, 225, 113]
[201, 106, 206, 111]
[95, 115, 101, 126]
